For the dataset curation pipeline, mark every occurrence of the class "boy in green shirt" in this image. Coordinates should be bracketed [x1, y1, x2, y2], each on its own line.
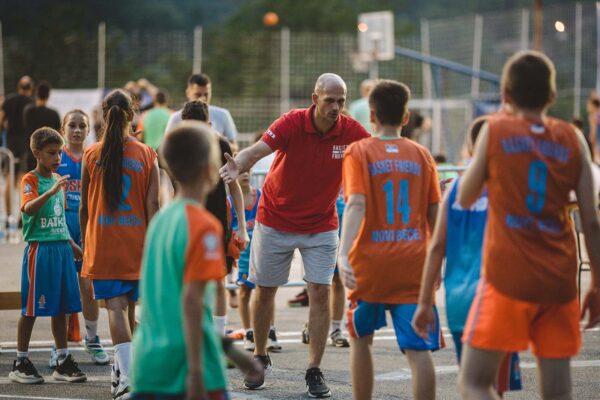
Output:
[9, 127, 86, 384]
[132, 121, 261, 399]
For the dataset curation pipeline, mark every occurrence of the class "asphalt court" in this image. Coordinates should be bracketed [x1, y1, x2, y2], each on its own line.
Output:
[1, 242, 599, 399]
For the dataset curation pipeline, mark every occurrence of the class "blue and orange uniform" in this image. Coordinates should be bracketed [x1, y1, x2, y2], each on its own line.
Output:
[57, 149, 82, 271]
[81, 137, 156, 300]
[231, 188, 261, 288]
[20, 172, 81, 317]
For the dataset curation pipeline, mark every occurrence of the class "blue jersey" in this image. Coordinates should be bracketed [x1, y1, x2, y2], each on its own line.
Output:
[57, 149, 82, 213]
[444, 178, 488, 332]
[231, 188, 261, 272]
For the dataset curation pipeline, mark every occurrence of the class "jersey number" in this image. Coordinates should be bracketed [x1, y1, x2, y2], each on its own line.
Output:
[383, 179, 410, 225]
[118, 174, 132, 211]
[526, 160, 547, 214]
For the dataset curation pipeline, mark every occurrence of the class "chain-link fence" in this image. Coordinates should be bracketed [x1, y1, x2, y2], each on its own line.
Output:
[2, 2, 596, 162]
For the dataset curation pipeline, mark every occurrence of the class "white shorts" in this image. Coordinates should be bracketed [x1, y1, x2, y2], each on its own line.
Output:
[249, 222, 338, 287]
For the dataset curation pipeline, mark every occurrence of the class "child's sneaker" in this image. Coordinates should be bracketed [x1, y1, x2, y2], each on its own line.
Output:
[244, 330, 255, 352]
[111, 365, 120, 397]
[329, 329, 350, 348]
[114, 374, 131, 399]
[267, 327, 282, 352]
[52, 354, 87, 382]
[84, 335, 110, 365]
[8, 358, 44, 384]
[49, 347, 58, 368]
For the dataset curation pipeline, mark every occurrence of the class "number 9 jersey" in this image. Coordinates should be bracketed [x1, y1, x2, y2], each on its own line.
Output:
[342, 137, 441, 304]
[82, 137, 157, 280]
[483, 113, 581, 304]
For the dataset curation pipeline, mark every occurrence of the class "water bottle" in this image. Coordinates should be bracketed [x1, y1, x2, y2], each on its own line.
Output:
[8, 215, 19, 244]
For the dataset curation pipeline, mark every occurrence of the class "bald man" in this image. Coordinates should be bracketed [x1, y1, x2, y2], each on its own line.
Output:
[220, 73, 369, 397]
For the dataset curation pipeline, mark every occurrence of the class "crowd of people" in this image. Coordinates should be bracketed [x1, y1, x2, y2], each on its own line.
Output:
[0, 50, 599, 400]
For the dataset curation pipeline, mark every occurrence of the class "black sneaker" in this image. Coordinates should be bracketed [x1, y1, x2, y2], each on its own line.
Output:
[8, 358, 44, 384]
[305, 367, 331, 398]
[243, 354, 271, 390]
[267, 328, 282, 352]
[52, 354, 87, 382]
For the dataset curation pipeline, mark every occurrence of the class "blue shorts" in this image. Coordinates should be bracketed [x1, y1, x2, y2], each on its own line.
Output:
[92, 279, 139, 301]
[451, 330, 522, 393]
[132, 391, 229, 400]
[65, 211, 82, 272]
[21, 241, 82, 317]
[347, 300, 443, 352]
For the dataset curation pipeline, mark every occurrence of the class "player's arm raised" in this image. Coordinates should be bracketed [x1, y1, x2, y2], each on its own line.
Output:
[338, 194, 366, 290]
[574, 129, 600, 329]
[183, 280, 207, 400]
[458, 123, 489, 208]
[22, 175, 69, 215]
[413, 183, 451, 339]
[220, 141, 273, 184]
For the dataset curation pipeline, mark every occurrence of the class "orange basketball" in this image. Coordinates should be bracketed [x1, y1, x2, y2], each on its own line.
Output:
[263, 11, 279, 27]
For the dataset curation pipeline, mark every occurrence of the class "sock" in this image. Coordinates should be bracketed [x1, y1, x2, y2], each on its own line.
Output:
[213, 315, 227, 336]
[270, 325, 276, 332]
[84, 319, 98, 341]
[114, 342, 132, 376]
[331, 320, 341, 333]
[16, 351, 28, 363]
[57, 348, 69, 364]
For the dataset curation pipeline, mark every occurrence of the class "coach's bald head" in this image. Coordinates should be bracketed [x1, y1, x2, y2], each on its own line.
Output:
[314, 73, 347, 95]
[312, 73, 347, 125]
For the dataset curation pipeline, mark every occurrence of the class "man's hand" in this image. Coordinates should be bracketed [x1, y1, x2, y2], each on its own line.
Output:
[219, 153, 239, 184]
[581, 287, 600, 330]
[49, 175, 69, 195]
[338, 254, 356, 289]
[185, 369, 207, 400]
[412, 303, 435, 340]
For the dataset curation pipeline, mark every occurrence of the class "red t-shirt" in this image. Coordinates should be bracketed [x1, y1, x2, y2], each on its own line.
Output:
[258, 105, 370, 233]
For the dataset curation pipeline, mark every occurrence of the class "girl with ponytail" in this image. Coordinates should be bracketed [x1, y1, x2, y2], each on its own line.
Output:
[80, 89, 159, 399]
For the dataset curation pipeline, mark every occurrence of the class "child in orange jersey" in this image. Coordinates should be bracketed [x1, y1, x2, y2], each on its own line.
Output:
[450, 51, 600, 399]
[80, 89, 160, 399]
[338, 80, 442, 400]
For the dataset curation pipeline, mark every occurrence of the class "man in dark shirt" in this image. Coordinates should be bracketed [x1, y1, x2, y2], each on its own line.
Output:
[23, 81, 61, 171]
[0, 75, 34, 216]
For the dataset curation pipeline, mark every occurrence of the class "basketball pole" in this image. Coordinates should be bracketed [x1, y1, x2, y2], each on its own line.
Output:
[193, 26, 202, 74]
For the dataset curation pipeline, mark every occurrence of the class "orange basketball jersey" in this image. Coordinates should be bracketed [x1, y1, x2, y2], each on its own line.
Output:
[483, 113, 581, 303]
[82, 137, 156, 280]
[343, 136, 441, 304]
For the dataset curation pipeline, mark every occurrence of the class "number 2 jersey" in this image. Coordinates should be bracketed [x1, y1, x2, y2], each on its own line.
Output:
[484, 113, 581, 304]
[82, 137, 156, 280]
[342, 137, 441, 304]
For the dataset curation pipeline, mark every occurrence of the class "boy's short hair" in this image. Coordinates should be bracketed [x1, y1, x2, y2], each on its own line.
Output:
[155, 90, 168, 105]
[30, 127, 64, 151]
[182, 100, 210, 122]
[36, 81, 51, 100]
[161, 121, 217, 184]
[501, 51, 556, 111]
[368, 80, 411, 126]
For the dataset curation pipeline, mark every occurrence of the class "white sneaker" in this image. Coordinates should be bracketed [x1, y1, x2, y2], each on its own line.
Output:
[244, 330, 255, 352]
[84, 335, 110, 365]
[114, 374, 131, 399]
[48, 347, 58, 369]
[268, 327, 282, 352]
[111, 365, 120, 397]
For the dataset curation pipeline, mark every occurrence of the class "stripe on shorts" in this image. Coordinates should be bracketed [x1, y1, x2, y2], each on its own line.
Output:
[26, 242, 39, 317]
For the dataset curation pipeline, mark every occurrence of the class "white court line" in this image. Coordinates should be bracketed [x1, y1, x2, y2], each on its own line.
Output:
[375, 359, 600, 381]
[1, 326, 597, 351]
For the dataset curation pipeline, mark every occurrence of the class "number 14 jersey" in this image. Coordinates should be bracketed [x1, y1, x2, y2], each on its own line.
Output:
[82, 137, 156, 280]
[342, 137, 441, 304]
[484, 114, 581, 304]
